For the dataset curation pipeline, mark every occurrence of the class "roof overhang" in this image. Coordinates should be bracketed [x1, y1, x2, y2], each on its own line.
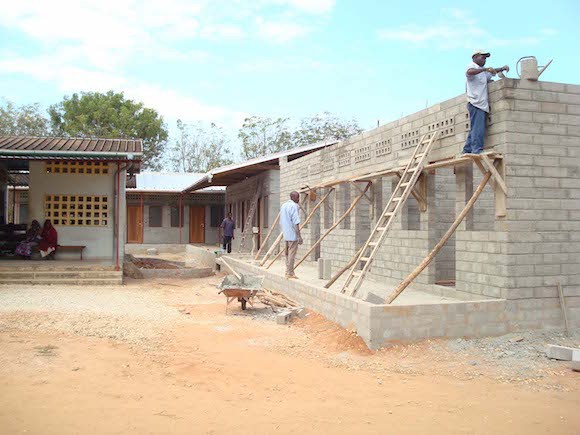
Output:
[182, 140, 337, 192]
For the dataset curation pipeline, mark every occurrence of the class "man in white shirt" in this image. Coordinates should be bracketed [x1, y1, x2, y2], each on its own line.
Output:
[279, 191, 303, 278]
[462, 49, 509, 155]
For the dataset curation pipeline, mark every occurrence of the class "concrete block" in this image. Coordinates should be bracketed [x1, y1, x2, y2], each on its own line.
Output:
[545, 344, 578, 361]
[276, 310, 293, 325]
[317, 258, 332, 280]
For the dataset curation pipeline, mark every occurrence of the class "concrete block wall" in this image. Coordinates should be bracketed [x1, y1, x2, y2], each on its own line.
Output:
[279, 78, 579, 328]
[498, 80, 580, 326]
[225, 169, 280, 253]
[433, 167, 456, 282]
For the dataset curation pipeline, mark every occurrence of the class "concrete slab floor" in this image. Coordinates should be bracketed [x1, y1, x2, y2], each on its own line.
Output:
[234, 257, 463, 305]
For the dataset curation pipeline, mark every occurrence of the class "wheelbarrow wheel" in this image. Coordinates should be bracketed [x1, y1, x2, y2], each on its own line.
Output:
[241, 298, 247, 310]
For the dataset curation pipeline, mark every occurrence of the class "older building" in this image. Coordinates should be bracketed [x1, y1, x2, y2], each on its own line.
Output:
[126, 172, 224, 246]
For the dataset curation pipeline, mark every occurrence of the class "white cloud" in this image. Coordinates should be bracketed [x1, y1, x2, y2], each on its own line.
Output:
[0, 0, 335, 127]
[270, 0, 335, 14]
[377, 8, 552, 50]
[255, 16, 311, 43]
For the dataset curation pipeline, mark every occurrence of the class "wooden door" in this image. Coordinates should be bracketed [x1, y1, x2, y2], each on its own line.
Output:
[127, 205, 143, 243]
[189, 206, 205, 243]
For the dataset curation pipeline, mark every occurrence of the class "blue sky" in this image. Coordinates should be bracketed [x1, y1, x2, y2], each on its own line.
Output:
[1, 0, 578, 155]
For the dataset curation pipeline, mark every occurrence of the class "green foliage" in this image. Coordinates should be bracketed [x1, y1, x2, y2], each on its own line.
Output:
[48, 91, 168, 170]
[0, 99, 50, 136]
[238, 116, 293, 160]
[293, 112, 363, 147]
[237, 113, 362, 160]
[170, 120, 233, 173]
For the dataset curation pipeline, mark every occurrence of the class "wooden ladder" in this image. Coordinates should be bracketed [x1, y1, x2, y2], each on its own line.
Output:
[340, 131, 439, 297]
[238, 181, 262, 253]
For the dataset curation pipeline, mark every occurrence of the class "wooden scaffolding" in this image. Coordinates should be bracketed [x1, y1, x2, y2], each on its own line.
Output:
[254, 132, 507, 304]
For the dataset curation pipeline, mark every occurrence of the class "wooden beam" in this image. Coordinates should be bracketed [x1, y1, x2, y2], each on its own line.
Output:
[395, 172, 428, 212]
[493, 158, 507, 217]
[297, 152, 504, 192]
[385, 170, 493, 304]
[264, 188, 334, 269]
[349, 181, 373, 203]
[293, 182, 371, 271]
[480, 154, 508, 195]
[218, 257, 242, 281]
[324, 245, 363, 288]
[254, 211, 281, 260]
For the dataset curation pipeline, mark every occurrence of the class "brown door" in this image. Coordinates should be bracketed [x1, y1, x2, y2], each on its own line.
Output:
[189, 206, 205, 243]
[127, 205, 143, 243]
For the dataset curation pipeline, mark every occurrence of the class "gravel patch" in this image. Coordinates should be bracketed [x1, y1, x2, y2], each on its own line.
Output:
[0, 285, 180, 349]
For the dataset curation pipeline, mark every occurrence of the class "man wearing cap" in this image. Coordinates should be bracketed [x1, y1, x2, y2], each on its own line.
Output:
[462, 50, 509, 155]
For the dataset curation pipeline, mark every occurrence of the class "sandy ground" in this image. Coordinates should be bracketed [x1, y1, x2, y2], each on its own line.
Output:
[0, 274, 578, 434]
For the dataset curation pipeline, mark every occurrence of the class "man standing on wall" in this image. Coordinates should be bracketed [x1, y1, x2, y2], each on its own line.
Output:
[280, 191, 303, 279]
[462, 49, 509, 155]
[220, 212, 235, 253]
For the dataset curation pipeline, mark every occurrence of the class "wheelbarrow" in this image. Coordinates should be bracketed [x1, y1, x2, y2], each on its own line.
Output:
[217, 274, 264, 313]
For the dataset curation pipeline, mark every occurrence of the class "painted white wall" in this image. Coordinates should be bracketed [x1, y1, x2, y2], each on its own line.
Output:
[28, 161, 127, 261]
[137, 204, 220, 245]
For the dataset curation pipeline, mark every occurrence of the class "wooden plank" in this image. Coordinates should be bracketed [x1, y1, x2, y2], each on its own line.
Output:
[395, 173, 427, 212]
[324, 245, 364, 288]
[293, 182, 371, 271]
[480, 154, 508, 195]
[349, 181, 373, 203]
[218, 257, 242, 281]
[557, 281, 570, 337]
[254, 211, 281, 260]
[386, 170, 493, 304]
[493, 158, 507, 218]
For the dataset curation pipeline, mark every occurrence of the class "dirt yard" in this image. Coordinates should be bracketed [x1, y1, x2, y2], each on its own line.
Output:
[0, 274, 578, 434]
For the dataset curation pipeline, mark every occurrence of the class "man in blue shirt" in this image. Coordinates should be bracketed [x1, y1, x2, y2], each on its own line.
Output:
[463, 49, 509, 155]
[279, 191, 302, 278]
[220, 212, 235, 253]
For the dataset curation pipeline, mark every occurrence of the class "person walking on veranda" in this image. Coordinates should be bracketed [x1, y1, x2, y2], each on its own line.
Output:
[279, 191, 303, 279]
[220, 212, 235, 253]
[462, 49, 509, 155]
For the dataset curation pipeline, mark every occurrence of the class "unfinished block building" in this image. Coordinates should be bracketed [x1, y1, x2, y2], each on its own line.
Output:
[227, 77, 579, 348]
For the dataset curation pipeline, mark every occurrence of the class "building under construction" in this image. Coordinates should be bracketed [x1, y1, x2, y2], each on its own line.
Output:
[198, 74, 579, 349]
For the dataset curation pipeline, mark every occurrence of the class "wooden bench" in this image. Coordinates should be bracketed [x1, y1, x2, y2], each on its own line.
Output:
[57, 245, 86, 260]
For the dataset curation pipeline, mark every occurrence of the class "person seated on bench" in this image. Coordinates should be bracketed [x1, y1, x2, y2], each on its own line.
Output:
[39, 220, 58, 260]
[15, 220, 42, 260]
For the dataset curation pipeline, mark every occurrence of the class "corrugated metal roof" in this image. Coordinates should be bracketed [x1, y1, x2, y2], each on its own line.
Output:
[182, 139, 337, 192]
[0, 136, 143, 155]
[129, 172, 225, 193]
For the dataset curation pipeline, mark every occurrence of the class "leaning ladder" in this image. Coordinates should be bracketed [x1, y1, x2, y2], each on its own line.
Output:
[238, 181, 262, 252]
[340, 131, 440, 297]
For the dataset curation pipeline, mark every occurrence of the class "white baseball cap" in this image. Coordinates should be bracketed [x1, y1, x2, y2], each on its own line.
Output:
[472, 49, 491, 58]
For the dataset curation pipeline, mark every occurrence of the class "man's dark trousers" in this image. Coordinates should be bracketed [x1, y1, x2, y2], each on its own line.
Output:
[223, 236, 232, 253]
[462, 103, 487, 154]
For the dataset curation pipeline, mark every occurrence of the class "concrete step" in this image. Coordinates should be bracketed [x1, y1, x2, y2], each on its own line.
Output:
[0, 277, 123, 286]
[0, 265, 117, 272]
[0, 271, 122, 280]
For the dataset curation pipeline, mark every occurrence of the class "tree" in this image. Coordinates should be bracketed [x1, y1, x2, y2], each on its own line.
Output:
[48, 91, 168, 170]
[0, 99, 50, 136]
[170, 120, 233, 173]
[292, 112, 363, 147]
[238, 116, 292, 160]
